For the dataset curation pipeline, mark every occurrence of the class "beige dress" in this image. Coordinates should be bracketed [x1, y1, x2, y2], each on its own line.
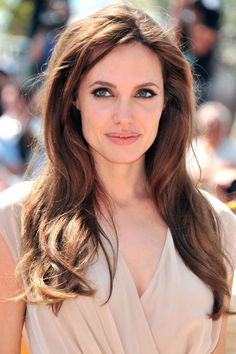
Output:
[0, 182, 236, 354]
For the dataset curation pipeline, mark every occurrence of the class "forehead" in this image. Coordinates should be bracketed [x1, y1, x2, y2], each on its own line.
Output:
[83, 42, 163, 86]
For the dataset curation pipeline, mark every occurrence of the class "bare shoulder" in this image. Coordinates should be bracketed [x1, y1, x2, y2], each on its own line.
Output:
[0, 228, 26, 353]
[211, 315, 228, 354]
[0, 183, 31, 352]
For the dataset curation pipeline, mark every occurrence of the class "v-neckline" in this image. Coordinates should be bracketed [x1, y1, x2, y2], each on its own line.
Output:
[118, 228, 170, 301]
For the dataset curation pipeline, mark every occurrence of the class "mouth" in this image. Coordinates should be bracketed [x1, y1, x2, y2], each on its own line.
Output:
[105, 132, 140, 145]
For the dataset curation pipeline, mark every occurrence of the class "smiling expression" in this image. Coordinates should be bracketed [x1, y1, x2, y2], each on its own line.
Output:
[76, 42, 165, 165]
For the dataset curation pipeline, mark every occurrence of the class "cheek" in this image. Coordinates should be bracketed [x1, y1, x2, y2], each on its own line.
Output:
[149, 121, 160, 143]
[146, 105, 163, 131]
[80, 100, 109, 134]
[80, 109, 104, 148]
[144, 108, 163, 144]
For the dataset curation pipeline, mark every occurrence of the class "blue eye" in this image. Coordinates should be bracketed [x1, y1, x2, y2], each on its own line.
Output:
[136, 89, 157, 98]
[92, 88, 112, 97]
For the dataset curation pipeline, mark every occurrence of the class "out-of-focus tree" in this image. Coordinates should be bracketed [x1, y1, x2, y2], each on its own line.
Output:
[221, 0, 236, 72]
[5, 0, 34, 35]
[8, 0, 33, 35]
[0, 0, 33, 34]
[0, 0, 235, 71]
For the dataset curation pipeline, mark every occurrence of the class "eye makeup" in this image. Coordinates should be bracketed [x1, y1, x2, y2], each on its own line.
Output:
[91, 87, 158, 99]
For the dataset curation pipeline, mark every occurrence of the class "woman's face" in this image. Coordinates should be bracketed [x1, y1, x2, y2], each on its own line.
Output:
[76, 42, 164, 166]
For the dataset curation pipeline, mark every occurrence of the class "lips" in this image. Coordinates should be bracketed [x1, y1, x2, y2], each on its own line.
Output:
[105, 132, 140, 145]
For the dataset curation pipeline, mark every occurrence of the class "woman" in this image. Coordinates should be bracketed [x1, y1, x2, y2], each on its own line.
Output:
[0, 3, 236, 354]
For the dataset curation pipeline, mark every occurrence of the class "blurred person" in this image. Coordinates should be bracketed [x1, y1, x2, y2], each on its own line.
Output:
[0, 82, 26, 176]
[0, 4, 236, 354]
[196, 101, 236, 163]
[205, 165, 236, 219]
[28, 0, 70, 75]
[0, 70, 11, 116]
[188, 101, 236, 190]
[0, 82, 33, 178]
[24, 85, 45, 180]
[170, 0, 222, 103]
[210, 166, 236, 204]
[0, 166, 14, 191]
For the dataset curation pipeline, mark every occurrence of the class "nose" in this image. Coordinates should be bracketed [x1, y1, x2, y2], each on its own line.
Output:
[113, 99, 133, 125]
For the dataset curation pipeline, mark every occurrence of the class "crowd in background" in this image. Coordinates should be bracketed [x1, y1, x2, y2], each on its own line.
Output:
[0, 0, 236, 213]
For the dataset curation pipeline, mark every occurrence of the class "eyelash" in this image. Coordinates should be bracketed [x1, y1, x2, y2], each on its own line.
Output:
[91, 87, 157, 98]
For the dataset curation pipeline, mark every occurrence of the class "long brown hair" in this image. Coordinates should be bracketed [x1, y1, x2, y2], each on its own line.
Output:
[20, 3, 233, 319]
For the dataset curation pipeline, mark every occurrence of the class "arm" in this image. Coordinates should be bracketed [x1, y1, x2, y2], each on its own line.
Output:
[0, 234, 26, 354]
[200, 192, 236, 353]
[211, 315, 228, 354]
[211, 277, 234, 354]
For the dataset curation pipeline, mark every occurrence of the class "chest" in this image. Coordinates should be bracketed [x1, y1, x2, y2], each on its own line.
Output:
[113, 209, 168, 298]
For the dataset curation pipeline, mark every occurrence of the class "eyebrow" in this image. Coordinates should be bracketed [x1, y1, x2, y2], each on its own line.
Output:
[89, 80, 160, 91]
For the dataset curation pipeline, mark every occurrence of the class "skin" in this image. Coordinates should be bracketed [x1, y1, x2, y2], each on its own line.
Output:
[77, 43, 164, 164]
[0, 235, 25, 354]
[198, 106, 228, 149]
[0, 42, 229, 353]
[76, 41, 229, 352]
[76, 42, 165, 203]
[76, 42, 168, 297]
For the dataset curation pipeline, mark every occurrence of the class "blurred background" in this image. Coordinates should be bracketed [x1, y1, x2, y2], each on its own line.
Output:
[0, 0, 236, 207]
[0, 1, 235, 351]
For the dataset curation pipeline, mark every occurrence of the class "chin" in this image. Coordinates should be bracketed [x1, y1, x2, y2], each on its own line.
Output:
[90, 147, 146, 165]
[103, 153, 144, 165]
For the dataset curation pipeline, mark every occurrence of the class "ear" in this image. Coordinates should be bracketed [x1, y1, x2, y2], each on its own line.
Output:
[163, 96, 168, 110]
[74, 96, 80, 111]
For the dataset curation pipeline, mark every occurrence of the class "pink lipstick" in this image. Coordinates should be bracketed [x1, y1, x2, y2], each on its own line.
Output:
[105, 132, 140, 145]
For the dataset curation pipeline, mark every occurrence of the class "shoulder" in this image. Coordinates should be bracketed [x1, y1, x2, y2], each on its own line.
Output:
[0, 181, 33, 210]
[0, 180, 34, 235]
[0, 181, 34, 263]
[200, 189, 236, 271]
[200, 189, 236, 223]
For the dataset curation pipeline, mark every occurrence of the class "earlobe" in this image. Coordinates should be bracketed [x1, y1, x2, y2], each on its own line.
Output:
[163, 96, 168, 110]
[74, 97, 80, 110]
[72, 97, 80, 114]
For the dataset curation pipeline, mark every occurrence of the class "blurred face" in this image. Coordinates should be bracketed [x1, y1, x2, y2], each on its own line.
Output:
[198, 106, 226, 145]
[190, 22, 218, 57]
[1, 83, 19, 112]
[76, 42, 164, 166]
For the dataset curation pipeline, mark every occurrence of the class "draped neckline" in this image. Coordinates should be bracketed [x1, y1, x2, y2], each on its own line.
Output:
[118, 228, 170, 302]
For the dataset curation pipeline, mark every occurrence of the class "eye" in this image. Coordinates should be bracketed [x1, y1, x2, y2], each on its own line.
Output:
[136, 89, 157, 98]
[92, 87, 112, 97]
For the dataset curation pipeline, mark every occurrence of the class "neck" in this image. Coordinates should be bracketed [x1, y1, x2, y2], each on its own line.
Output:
[94, 155, 150, 207]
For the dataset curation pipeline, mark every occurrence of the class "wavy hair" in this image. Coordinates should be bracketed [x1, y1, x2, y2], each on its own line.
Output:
[20, 3, 233, 319]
